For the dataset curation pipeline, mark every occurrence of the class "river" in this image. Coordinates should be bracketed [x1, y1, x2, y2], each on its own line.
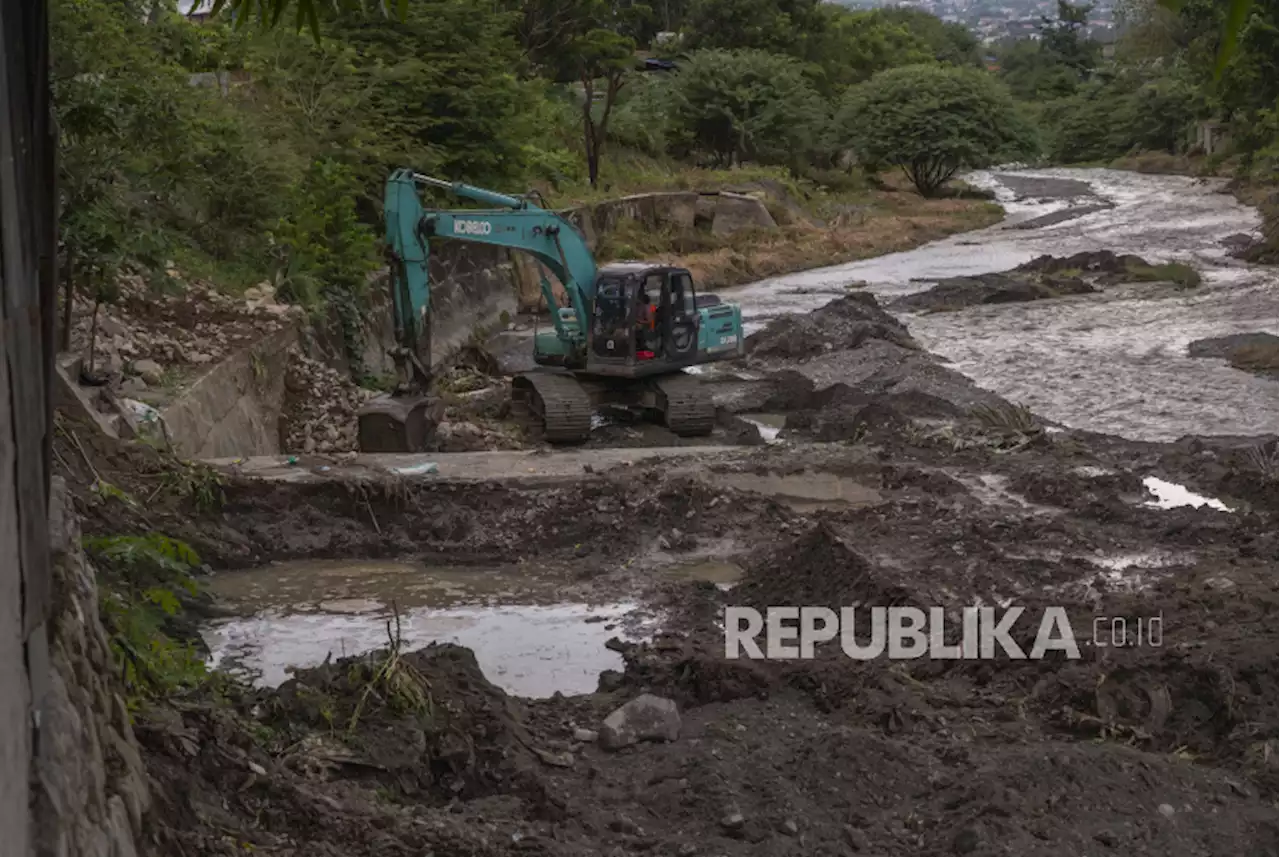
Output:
[727, 167, 1277, 442]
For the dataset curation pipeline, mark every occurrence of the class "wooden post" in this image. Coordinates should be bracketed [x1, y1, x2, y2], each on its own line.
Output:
[0, 0, 55, 849]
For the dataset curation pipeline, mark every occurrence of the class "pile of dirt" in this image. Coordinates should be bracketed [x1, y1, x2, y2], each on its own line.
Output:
[280, 348, 377, 454]
[744, 292, 919, 360]
[733, 523, 924, 611]
[137, 643, 567, 857]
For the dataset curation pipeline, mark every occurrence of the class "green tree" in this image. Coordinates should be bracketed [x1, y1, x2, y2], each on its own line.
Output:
[876, 7, 982, 67]
[563, 28, 638, 186]
[668, 48, 830, 168]
[838, 64, 1035, 196]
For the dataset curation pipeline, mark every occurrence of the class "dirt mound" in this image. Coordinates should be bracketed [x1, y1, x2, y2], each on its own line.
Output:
[734, 523, 927, 612]
[137, 643, 571, 857]
[745, 292, 918, 360]
[264, 643, 541, 802]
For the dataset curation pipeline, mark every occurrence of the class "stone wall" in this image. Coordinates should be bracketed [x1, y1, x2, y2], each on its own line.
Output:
[161, 325, 298, 459]
[29, 477, 148, 857]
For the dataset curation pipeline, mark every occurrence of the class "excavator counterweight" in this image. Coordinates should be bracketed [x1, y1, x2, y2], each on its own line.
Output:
[358, 169, 746, 452]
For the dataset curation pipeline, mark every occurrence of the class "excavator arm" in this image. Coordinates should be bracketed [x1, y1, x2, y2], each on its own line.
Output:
[360, 168, 600, 453]
[383, 168, 597, 387]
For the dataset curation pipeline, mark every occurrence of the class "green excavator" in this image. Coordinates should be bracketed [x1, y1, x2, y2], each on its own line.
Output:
[356, 169, 746, 452]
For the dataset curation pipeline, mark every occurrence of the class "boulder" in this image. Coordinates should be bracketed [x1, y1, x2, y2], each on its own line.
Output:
[599, 693, 681, 750]
[132, 358, 164, 386]
[711, 192, 777, 237]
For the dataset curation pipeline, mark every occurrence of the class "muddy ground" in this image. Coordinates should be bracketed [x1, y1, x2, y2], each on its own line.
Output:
[54, 262, 1280, 856]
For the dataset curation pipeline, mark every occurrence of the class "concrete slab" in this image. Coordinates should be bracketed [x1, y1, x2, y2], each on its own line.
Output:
[205, 445, 743, 485]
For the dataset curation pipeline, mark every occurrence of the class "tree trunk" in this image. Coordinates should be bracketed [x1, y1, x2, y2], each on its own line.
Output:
[87, 298, 100, 374]
[581, 78, 599, 187]
[60, 247, 73, 352]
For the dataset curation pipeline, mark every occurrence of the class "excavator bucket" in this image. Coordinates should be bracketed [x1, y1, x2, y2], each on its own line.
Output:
[356, 393, 446, 453]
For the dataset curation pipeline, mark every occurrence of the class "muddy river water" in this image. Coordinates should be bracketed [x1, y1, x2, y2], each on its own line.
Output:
[731, 167, 1277, 441]
[202, 167, 1277, 694]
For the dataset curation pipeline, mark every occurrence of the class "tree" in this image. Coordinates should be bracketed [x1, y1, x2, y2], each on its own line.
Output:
[668, 48, 829, 168]
[563, 28, 637, 186]
[876, 7, 982, 67]
[838, 64, 1035, 196]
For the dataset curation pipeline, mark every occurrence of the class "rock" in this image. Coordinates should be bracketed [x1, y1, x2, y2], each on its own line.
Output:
[572, 727, 598, 743]
[609, 815, 642, 835]
[187, 351, 213, 365]
[780, 819, 799, 836]
[844, 824, 870, 851]
[720, 811, 745, 831]
[676, 845, 698, 857]
[598, 694, 681, 750]
[1158, 803, 1175, 819]
[243, 286, 264, 301]
[119, 376, 147, 395]
[951, 827, 979, 854]
[711, 192, 777, 237]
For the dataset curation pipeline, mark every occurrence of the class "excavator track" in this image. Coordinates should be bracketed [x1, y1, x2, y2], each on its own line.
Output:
[511, 372, 593, 444]
[654, 373, 715, 437]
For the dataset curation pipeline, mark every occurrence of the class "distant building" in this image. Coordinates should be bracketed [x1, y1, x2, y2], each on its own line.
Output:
[179, 0, 215, 23]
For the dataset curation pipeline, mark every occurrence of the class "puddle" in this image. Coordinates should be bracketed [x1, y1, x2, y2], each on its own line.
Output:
[707, 471, 883, 511]
[202, 559, 651, 697]
[739, 412, 786, 443]
[661, 559, 744, 590]
[1142, 476, 1233, 512]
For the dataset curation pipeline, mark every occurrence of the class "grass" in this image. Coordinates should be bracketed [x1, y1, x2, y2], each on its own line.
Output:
[1124, 260, 1202, 289]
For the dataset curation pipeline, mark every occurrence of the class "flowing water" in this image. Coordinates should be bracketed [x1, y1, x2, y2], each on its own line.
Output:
[727, 168, 1277, 441]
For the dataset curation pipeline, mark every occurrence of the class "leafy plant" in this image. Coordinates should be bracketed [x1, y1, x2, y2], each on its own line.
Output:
[85, 533, 208, 704]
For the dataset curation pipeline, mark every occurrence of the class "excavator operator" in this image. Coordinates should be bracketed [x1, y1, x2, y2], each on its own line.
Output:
[635, 286, 660, 357]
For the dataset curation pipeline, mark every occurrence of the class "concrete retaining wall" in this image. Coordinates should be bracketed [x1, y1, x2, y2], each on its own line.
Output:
[347, 241, 525, 380]
[161, 325, 298, 459]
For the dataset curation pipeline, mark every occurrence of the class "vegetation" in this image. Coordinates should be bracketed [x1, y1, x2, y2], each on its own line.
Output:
[86, 533, 209, 706]
[837, 64, 1035, 196]
[50, 0, 1028, 358]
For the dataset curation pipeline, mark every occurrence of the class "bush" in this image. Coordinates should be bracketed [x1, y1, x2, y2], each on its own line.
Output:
[667, 48, 833, 170]
[837, 64, 1035, 196]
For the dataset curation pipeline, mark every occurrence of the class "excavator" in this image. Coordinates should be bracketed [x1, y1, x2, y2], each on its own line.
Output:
[356, 169, 746, 452]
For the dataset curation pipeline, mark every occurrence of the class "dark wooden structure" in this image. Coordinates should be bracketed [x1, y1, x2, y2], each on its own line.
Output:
[0, 0, 56, 845]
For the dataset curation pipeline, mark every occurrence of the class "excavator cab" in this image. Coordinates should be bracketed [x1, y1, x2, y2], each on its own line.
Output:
[582, 264, 704, 376]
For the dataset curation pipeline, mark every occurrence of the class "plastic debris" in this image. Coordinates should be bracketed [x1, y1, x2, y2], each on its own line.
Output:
[392, 462, 438, 476]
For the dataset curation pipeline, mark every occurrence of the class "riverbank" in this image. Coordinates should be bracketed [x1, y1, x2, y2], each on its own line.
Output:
[1106, 151, 1278, 263]
[558, 165, 1006, 291]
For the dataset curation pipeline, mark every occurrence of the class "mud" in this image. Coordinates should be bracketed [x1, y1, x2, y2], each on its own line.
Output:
[56, 166, 1280, 857]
